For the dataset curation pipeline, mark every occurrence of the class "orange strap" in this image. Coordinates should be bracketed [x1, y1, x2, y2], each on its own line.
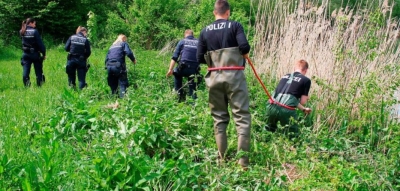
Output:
[207, 66, 245, 71]
[268, 99, 296, 110]
[245, 57, 296, 111]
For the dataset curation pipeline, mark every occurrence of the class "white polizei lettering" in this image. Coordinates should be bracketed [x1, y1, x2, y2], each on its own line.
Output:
[184, 40, 198, 48]
[293, 77, 302, 82]
[217, 22, 226, 30]
[228, 22, 231, 28]
[109, 45, 122, 50]
[72, 42, 85, 45]
[206, 22, 226, 31]
[71, 36, 86, 45]
[184, 45, 197, 48]
[282, 75, 301, 82]
[24, 30, 35, 38]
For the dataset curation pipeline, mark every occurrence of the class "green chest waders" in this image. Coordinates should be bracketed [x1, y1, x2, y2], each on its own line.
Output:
[204, 45, 251, 167]
[266, 73, 301, 136]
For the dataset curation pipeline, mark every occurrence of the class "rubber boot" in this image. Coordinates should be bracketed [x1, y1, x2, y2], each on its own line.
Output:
[215, 132, 227, 160]
[237, 134, 250, 167]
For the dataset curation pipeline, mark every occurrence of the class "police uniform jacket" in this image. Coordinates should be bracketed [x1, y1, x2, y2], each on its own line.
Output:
[172, 35, 198, 64]
[21, 25, 46, 56]
[105, 42, 136, 66]
[65, 32, 91, 59]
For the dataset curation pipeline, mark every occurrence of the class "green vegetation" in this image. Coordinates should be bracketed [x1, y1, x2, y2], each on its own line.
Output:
[0, 0, 400, 190]
[1, 47, 399, 190]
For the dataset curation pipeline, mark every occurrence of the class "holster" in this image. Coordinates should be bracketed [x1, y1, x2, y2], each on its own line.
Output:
[177, 62, 187, 71]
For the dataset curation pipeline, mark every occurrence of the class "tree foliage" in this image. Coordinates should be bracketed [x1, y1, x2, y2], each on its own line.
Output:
[1, 0, 400, 49]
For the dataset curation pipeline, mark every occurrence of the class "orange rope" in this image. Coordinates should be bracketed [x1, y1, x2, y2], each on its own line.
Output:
[207, 66, 245, 71]
[245, 57, 296, 111]
[245, 57, 273, 100]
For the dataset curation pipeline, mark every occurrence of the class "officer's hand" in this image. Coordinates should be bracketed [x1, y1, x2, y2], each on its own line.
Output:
[166, 69, 173, 77]
[43, 56, 46, 60]
[133, 60, 136, 65]
[243, 54, 249, 59]
[303, 108, 312, 114]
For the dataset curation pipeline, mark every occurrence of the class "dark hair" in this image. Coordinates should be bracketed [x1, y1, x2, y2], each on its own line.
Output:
[20, 18, 36, 35]
[214, 0, 230, 15]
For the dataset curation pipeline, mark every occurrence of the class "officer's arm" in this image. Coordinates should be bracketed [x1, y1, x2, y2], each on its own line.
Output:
[297, 101, 311, 114]
[168, 59, 176, 72]
[123, 43, 136, 62]
[85, 40, 91, 58]
[299, 95, 309, 105]
[235, 22, 250, 55]
[171, 40, 184, 62]
[298, 80, 312, 113]
[197, 32, 207, 64]
[65, 37, 71, 52]
[35, 30, 46, 57]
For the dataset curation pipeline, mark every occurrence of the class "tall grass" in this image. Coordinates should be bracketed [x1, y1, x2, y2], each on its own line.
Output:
[252, 0, 400, 138]
[251, 1, 400, 188]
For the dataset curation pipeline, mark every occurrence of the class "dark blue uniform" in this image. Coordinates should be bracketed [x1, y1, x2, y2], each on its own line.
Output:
[172, 35, 200, 101]
[20, 26, 46, 86]
[65, 32, 91, 89]
[105, 42, 136, 97]
[197, 19, 250, 63]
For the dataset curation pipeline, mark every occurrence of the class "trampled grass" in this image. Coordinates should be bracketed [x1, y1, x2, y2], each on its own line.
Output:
[0, 43, 399, 190]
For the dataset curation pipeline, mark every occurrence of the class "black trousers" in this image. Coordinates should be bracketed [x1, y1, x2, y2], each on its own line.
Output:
[173, 63, 200, 101]
[21, 52, 44, 87]
[107, 66, 128, 98]
[66, 58, 87, 89]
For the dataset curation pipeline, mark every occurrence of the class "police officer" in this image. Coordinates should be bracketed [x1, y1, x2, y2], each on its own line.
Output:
[197, 0, 251, 168]
[265, 60, 312, 137]
[105, 34, 136, 98]
[166, 29, 200, 102]
[20, 18, 46, 87]
[65, 26, 91, 89]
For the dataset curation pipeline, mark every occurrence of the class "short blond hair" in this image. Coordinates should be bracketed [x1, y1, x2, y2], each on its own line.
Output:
[184, 29, 193, 36]
[295, 59, 309, 70]
[113, 34, 127, 45]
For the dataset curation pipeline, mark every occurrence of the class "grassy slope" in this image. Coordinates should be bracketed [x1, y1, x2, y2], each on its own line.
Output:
[0, 47, 398, 190]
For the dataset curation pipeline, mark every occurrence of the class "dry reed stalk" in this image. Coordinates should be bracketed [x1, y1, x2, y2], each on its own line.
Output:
[252, 0, 400, 131]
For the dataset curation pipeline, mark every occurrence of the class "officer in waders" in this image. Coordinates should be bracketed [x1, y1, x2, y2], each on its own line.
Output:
[197, 0, 251, 168]
[20, 18, 46, 87]
[166, 29, 200, 102]
[265, 60, 312, 137]
[65, 26, 91, 89]
[105, 34, 136, 98]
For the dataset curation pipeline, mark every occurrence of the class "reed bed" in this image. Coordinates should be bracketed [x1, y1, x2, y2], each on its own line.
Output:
[252, 0, 400, 139]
